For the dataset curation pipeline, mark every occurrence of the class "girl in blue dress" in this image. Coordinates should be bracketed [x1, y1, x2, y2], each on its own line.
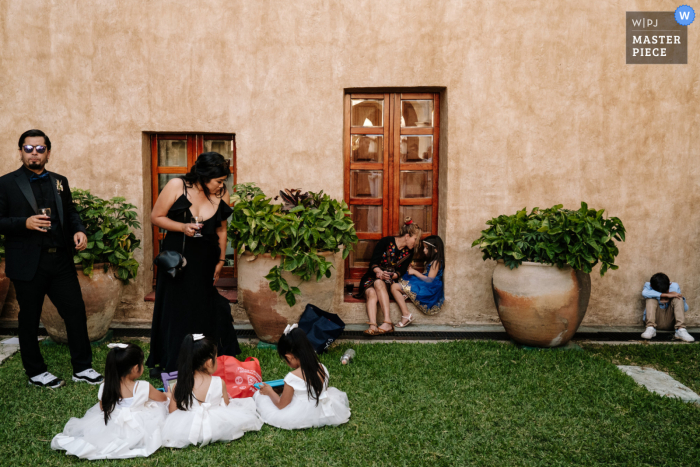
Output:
[393, 235, 445, 326]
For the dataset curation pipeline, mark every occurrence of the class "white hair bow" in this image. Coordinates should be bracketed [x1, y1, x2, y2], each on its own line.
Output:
[283, 324, 298, 335]
[192, 333, 205, 341]
[107, 343, 129, 349]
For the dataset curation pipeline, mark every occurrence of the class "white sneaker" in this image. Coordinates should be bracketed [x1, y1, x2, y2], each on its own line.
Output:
[72, 368, 104, 385]
[28, 371, 65, 389]
[641, 326, 656, 339]
[674, 328, 695, 343]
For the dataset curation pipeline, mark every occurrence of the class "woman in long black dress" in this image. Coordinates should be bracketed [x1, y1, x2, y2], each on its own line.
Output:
[355, 218, 422, 335]
[146, 153, 240, 376]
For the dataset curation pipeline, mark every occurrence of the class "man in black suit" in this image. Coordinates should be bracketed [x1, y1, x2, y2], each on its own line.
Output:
[0, 129, 103, 388]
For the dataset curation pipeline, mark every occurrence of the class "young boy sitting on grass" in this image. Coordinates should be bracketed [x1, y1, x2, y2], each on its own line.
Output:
[641, 273, 694, 342]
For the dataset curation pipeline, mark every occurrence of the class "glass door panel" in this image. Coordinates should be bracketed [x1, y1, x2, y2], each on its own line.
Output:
[158, 140, 188, 166]
[350, 170, 383, 198]
[351, 135, 384, 163]
[351, 206, 382, 233]
[400, 136, 433, 163]
[399, 171, 432, 198]
[401, 100, 433, 127]
[351, 99, 383, 127]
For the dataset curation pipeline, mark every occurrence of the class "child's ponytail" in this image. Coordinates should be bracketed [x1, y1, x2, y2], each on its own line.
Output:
[277, 328, 326, 405]
[102, 343, 144, 425]
[174, 334, 218, 411]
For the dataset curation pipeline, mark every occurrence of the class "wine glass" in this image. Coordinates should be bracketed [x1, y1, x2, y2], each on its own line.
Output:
[192, 216, 203, 237]
[40, 208, 51, 232]
[384, 266, 395, 284]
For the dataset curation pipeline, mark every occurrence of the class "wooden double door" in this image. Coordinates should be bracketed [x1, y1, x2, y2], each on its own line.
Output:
[344, 92, 440, 280]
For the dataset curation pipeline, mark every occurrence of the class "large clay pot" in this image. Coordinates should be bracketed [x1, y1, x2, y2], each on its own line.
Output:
[41, 264, 122, 343]
[237, 250, 342, 343]
[492, 260, 591, 347]
[0, 260, 10, 312]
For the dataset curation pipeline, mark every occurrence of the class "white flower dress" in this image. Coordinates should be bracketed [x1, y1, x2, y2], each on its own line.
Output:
[253, 364, 350, 430]
[51, 381, 168, 460]
[161, 375, 262, 448]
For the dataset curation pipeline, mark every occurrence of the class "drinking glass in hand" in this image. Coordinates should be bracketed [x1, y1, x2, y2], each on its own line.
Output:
[192, 216, 203, 237]
[40, 208, 51, 232]
[384, 266, 395, 284]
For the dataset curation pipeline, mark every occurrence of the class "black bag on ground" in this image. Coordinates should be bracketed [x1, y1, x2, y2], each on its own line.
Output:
[298, 304, 345, 354]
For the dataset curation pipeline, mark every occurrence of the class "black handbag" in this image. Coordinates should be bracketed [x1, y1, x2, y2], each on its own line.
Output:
[153, 212, 187, 278]
[298, 304, 345, 354]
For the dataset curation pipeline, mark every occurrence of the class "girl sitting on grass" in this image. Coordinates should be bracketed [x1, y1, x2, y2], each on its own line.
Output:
[51, 343, 169, 460]
[393, 235, 446, 326]
[254, 325, 350, 429]
[161, 334, 262, 448]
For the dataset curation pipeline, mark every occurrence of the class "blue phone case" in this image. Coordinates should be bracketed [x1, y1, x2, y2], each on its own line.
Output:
[254, 379, 285, 389]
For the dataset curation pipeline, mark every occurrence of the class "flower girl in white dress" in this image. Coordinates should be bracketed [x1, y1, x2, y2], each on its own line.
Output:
[51, 343, 169, 460]
[254, 325, 351, 430]
[161, 334, 262, 448]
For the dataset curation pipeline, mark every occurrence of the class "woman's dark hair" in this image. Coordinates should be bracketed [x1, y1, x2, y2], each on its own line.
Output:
[174, 334, 218, 411]
[423, 235, 445, 271]
[102, 343, 144, 425]
[18, 129, 51, 150]
[650, 272, 670, 293]
[182, 152, 231, 200]
[277, 328, 326, 406]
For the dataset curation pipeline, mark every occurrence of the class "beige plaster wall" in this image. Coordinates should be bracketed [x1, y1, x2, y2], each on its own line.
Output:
[0, 1, 698, 327]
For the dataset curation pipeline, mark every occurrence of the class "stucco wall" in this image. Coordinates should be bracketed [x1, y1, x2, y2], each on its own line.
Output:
[0, 1, 698, 327]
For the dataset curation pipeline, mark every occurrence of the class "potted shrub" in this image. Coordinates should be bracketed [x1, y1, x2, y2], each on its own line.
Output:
[41, 189, 141, 343]
[472, 202, 625, 347]
[228, 183, 358, 343]
[0, 236, 9, 312]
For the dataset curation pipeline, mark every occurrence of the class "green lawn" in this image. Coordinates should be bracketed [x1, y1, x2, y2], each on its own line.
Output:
[1, 340, 699, 466]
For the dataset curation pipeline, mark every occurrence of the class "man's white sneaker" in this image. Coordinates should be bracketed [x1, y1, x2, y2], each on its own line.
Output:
[73, 368, 104, 385]
[641, 326, 656, 339]
[674, 328, 695, 343]
[28, 371, 65, 389]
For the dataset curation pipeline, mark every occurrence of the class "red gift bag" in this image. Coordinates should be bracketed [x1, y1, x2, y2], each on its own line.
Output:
[213, 355, 262, 399]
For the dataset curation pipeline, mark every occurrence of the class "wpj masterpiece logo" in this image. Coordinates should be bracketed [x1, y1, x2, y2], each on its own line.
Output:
[626, 6, 694, 64]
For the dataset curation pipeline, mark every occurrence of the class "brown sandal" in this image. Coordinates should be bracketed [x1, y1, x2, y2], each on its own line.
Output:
[380, 321, 395, 334]
[364, 322, 381, 336]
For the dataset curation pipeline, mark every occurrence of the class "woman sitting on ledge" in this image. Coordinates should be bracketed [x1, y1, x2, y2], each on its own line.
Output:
[354, 218, 422, 335]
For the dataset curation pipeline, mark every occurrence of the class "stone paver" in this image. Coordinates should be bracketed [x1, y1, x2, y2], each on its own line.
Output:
[0, 337, 20, 364]
[617, 365, 700, 404]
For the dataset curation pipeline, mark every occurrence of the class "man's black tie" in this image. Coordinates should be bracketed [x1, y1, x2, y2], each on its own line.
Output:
[29, 172, 49, 183]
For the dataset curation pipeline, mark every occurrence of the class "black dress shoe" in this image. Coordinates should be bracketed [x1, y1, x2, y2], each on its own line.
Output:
[72, 368, 104, 385]
[28, 372, 65, 389]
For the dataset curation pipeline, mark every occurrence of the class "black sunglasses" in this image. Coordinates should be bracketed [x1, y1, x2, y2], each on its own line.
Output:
[22, 145, 47, 154]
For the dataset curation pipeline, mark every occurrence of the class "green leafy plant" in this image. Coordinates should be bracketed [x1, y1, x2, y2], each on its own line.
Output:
[228, 183, 358, 306]
[471, 202, 625, 275]
[71, 189, 141, 282]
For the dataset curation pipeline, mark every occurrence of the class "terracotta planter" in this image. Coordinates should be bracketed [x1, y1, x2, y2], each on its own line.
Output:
[0, 260, 10, 312]
[41, 264, 122, 343]
[492, 261, 591, 347]
[237, 250, 342, 343]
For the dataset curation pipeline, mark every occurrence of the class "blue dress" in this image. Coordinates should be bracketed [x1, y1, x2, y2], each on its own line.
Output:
[400, 263, 444, 315]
